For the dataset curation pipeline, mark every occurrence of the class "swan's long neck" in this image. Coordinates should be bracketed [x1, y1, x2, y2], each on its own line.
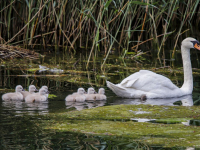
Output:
[180, 46, 193, 94]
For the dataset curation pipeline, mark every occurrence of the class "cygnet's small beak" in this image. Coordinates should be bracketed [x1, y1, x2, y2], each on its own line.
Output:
[22, 89, 25, 91]
[94, 91, 97, 94]
[35, 89, 39, 92]
[46, 91, 50, 94]
[194, 43, 200, 50]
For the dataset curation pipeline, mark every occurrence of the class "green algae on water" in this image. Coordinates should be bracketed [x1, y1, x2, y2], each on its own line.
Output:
[42, 104, 200, 148]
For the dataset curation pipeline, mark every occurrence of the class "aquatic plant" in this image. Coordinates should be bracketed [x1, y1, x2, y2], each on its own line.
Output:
[0, 0, 199, 65]
[44, 104, 200, 147]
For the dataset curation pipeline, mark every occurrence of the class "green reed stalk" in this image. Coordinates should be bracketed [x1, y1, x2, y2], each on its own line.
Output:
[86, 0, 110, 69]
[173, 0, 200, 58]
[172, 0, 191, 58]
[7, 0, 13, 40]
[101, 1, 131, 69]
[5, 0, 49, 45]
[0, 0, 199, 65]
[158, 0, 178, 57]
[25, 0, 32, 46]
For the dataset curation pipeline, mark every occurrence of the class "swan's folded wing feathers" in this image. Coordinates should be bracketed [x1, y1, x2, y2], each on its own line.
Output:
[120, 70, 154, 87]
[120, 72, 141, 85]
[150, 73, 178, 90]
[125, 79, 138, 87]
[120, 71, 178, 92]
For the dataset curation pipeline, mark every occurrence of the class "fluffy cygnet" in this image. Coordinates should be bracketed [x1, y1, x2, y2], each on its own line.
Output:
[95, 88, 107, 100]
[21, 85, 38, 100]
[2, 85, 24, 101]
[31, 86, 49, 98]
[41, 86, 49, 98]
[72, 88, 86, 95]
[65, 88, 86, 102]
[25, 88, 49, 103]
[84, 87, 97, 100]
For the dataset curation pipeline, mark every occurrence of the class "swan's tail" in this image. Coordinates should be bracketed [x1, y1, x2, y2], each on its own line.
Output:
[106, 81, 129, 97]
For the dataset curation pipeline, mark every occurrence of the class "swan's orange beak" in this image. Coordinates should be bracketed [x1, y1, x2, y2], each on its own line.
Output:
[194, 43, 200, 50]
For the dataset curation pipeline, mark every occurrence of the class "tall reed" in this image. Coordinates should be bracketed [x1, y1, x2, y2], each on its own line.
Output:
[0, 0, 199, 64]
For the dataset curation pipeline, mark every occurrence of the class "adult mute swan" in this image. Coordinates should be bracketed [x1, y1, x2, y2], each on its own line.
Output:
[106, 37, 200, 99]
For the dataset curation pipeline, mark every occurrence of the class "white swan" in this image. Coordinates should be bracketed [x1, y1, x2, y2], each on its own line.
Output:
[106, 37, 200, 99]
[2, 85, 24, 101]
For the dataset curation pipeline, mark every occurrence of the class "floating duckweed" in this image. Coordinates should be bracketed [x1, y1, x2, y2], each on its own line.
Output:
[43, 104, 200, 147]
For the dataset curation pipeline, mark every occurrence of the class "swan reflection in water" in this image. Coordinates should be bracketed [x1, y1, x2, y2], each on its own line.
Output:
[65, 100, 107, 111]
[65, 95, 193, 111]
[25, 101, 49, 115]
[2, 101, 49, 115]
[111, 95, 193, 106]
[2, 95, 193, 113]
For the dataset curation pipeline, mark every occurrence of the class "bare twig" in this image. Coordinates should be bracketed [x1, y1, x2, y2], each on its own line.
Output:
[131, 32, 173, 50]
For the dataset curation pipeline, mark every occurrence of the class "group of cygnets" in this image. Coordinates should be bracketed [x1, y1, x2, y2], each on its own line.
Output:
[1, 85, 107, 103]
[2, 85, 49, 102]
[65, 87, 106, 102]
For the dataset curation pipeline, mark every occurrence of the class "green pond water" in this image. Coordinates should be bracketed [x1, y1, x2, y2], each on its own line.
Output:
[1, 49, 200, 149]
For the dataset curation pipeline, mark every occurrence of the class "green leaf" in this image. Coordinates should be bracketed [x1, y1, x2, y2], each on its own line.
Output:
[130, 1, 158, 9]
[104, 0, 113, 9]
[25, 0, 30, 8]
[131, 1, 149, 5]
[48, 94, 57, 99]
[126, 52, 135, 55]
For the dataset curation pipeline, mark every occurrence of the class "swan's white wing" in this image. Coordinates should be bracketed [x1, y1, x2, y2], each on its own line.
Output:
[120, 70, 179, 92]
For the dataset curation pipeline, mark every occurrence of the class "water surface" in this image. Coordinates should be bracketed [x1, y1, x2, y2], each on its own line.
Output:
[1, 50, 200, 149]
